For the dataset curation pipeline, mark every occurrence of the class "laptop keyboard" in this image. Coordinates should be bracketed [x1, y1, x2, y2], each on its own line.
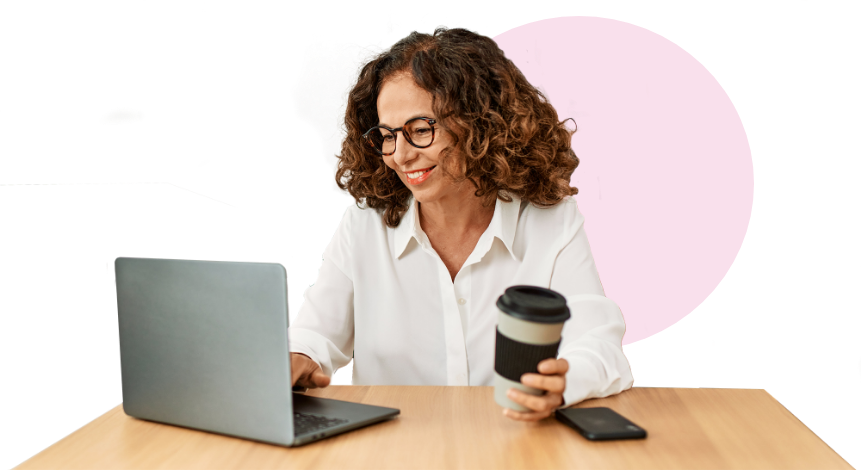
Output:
[293, 411, 348, 436]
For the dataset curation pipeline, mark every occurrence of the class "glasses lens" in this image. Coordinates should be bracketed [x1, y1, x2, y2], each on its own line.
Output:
[408, 119, 433, 147]
[368, 119, 433, 155]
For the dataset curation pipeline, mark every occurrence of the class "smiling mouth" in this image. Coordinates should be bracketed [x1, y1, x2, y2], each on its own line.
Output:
[404, 165, 436, 180]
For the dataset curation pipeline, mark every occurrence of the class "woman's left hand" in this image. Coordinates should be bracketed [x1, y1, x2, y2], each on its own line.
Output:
[503, 358, 568, 421]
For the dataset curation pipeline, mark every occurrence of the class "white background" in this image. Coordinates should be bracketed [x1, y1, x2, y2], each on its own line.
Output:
[649, 0, 709, 16]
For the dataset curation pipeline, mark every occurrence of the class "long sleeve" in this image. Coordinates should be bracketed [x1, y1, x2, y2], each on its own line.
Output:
[288, 209, 355, 377]
[286, 195, 633, 392]
[548, 201, 634, 406]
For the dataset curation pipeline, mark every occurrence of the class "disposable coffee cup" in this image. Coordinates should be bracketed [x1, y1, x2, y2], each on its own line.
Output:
[494, 285, 570, 412]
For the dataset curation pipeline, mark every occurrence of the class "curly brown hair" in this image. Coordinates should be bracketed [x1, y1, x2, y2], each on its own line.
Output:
[336, 27, 579, 227]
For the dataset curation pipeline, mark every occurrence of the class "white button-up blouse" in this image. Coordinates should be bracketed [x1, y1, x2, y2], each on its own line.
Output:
[289, 194, 634, 406]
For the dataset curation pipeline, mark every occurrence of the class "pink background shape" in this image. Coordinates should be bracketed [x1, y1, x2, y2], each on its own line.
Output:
[495, 17, 754, 344]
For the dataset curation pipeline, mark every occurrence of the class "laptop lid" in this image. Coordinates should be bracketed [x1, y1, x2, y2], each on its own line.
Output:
[114, 257, 400, 446]
[116, 257, 296, 446]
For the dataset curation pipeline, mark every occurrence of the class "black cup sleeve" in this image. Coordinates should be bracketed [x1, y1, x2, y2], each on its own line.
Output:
[494, 328, 562, 383]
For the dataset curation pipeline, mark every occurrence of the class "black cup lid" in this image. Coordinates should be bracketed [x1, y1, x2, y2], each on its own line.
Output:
[496, 285, 571, 324]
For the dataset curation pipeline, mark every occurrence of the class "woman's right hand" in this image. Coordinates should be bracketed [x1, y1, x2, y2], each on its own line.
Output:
[291, 353, 331, 389]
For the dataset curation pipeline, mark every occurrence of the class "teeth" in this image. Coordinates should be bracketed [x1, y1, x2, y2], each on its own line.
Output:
[407, 169, 428, 179]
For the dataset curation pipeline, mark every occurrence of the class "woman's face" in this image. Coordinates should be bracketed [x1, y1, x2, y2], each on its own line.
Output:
[377, 74, 466, 206]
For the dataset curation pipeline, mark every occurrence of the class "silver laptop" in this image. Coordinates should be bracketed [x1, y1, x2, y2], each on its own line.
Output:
[115, 257, 399, 446]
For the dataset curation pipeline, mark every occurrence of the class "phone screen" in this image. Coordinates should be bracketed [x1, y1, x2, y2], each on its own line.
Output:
[555, 407, 647, 440]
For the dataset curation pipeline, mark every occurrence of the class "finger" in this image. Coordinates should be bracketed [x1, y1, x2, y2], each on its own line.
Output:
[520, 373, 566, 393]
[503, 407, 553, 422]
[315, 372, 329, 387]
[295, 370, 312, 389]
[507, 388, 564, 413]
[537, 358, 569, 375]
[297, 376, 313, 389]
[297, 374, 317, 389]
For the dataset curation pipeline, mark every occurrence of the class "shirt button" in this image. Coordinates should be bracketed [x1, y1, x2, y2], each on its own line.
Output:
[457, 298, 466, 305]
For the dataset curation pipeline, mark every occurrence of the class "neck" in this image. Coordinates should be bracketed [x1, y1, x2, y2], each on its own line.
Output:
[418, 196, 495, 239]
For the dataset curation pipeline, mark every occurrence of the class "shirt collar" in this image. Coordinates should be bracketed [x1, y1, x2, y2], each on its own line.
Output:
[393, 193, 521, 260]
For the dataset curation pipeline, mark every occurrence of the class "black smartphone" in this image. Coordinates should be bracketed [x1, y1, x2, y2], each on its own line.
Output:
[555, 407, 647, 441]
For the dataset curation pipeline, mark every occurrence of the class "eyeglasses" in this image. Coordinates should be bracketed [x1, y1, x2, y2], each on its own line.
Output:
[362, 117, 437, 156]
[363, 117, 438, 156]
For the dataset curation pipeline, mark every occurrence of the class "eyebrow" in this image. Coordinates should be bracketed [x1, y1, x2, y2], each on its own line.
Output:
[377, 114, 434, 128]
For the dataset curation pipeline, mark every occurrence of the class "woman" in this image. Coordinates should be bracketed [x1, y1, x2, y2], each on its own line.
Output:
[289, 28, 633, 421]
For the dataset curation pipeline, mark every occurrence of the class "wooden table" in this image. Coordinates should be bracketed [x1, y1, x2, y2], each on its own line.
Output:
[17, 387, 851, 469]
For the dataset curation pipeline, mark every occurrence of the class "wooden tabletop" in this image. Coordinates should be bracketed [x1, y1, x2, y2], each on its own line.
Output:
[17, 386, 851, 470]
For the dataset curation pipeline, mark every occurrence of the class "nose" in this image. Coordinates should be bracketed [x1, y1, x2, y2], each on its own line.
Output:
[390, 131, 416, 168]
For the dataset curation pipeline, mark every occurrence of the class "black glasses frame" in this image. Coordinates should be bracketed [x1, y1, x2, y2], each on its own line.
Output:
[362, 117, 438, 157]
